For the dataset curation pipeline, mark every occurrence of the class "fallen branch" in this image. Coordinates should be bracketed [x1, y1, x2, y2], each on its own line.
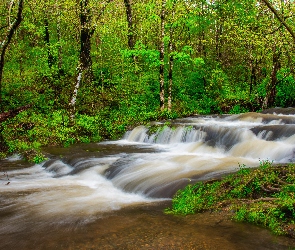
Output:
[276, 177, 288, 185]
[261, 184, 282, 193]
[0, 104, 32, 123]
[231, 197, 278, 203]
[217, 197, 278, 208]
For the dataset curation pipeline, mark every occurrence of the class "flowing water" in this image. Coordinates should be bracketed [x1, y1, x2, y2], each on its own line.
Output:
[1, 108, 295, 249]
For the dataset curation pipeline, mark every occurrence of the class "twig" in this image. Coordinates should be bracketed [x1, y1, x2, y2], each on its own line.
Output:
[238, 197, 278, 203]
[261, 185, 281, 193]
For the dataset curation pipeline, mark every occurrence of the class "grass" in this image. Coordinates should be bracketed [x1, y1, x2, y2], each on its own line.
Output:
[165, 161, 295, 238]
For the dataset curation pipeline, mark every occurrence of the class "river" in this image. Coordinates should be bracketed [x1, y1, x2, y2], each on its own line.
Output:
[1, 108, 295, 249]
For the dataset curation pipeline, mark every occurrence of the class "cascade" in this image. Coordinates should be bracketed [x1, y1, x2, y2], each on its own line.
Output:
[1, 108, 295, 233]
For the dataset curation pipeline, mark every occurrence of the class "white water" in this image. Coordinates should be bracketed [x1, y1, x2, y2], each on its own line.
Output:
[1, 110, 295, 231]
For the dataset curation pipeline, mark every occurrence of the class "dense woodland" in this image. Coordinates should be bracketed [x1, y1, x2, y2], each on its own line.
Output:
[0, 0, 295, 160]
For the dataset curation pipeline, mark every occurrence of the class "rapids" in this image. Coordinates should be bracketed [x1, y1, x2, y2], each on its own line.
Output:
[1, 108, 295, 249]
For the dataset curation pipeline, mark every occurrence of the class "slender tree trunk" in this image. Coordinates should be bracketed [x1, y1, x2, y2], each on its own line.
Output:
[168, 41, 173, 112]
[263, 48, 281, 109]
[69, 66, 82, 125]
[215, 23, 223, 62]
[159, 0, 166, 111]
[286, 50, 295, 78]
[269, 49, 281, 107]
[123, 0, 135, 50]
[198, 1, 206, 57]
[0, 0, 24, 111]
[44, 18, 54, 69]
[167, 2, 175, 113]
[80, 0, 94, 83]
[69, 0, 94, 124]
[56, 1, 63, 75]
[250, 60, 257, 95]
[123, 0, 137, 65]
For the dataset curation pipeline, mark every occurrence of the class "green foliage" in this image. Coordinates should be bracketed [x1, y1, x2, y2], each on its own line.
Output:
[1, 0, 295, 160]
[228, 104, 249, 114]
[166, 161, 295, 237]
[32, 153, 48, 164]
[275, 68, 295, 107]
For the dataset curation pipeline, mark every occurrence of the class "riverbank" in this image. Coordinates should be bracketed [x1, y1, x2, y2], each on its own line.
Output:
[166, 161, 295, 239]
[0, 107, 181, 162]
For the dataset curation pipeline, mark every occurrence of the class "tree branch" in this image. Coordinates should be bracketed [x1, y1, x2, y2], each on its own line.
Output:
[237, 197, 278, 203]
[260, 0, 295, 41]
[0, 0, 24, 110]
[261, 184, 281, 193]
[0, 104, 32, 123]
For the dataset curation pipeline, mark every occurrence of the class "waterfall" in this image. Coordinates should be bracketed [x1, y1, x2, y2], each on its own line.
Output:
[1, 109, 295, 228]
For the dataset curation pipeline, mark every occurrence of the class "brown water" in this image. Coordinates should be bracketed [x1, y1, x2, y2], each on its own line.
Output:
[1, 201, 295, 250]
[1, 109, 295, 249]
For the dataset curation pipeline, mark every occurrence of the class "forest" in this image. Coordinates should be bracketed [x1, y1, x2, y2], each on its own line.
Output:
[0, 0, 295, 161]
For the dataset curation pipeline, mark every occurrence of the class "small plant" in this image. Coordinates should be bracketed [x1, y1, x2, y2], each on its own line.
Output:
[33, 153, 47, 164]
[0, 152, 7, 159]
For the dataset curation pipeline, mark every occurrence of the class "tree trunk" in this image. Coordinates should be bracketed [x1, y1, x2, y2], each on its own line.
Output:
[263, 48, 281, 109]
[168, 44, 173, 112]
[168, 2, 175, 113]
[69, 67, 82, 125]
[44, 18, 54, 69]
[124, 0, 135, 50]
[56, 1, 63, 75]
[0, 0, 24, 111]
[215, 23, 223, 62]
[124, 0, 138, 64]
[80, 0, 94, 84]
[200, 1, 206, 57]
[68, 0, 94, 124]
[250, 60, 257, 95]
[159, 0, 166, 111]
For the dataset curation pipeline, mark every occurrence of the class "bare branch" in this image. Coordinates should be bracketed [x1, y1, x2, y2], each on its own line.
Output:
[0, 0, 24, 110]
[0, 104, 32, 123]
[237, 197, 279, 203]
[260, 0, 295, 41]
[8, 0, 15, 26]
[261, 185, 281, 193]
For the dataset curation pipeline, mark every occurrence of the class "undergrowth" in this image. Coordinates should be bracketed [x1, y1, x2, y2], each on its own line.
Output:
[165, 161, 295, 238]
[0, 108, 180, 162]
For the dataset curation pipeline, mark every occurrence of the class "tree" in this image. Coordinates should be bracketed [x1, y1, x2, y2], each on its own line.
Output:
[79, 0, 94, 83]
[69, 0, 94, 124]
[44, 17, 53, 68]
[0, 0, 24, 111]
[159, 0, 166, 111]
[260, 0, 295, 42]
[167, 0, 176, 112]
[123, 0, 135, 50]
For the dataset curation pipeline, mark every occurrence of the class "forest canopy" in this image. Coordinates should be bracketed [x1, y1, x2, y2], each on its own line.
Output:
[0, 0, 295, 160]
